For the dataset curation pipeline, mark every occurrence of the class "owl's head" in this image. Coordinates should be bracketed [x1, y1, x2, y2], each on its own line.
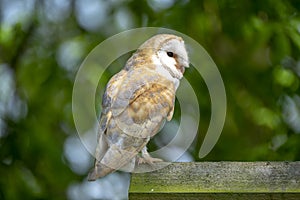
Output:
[139, 34, 189, 79]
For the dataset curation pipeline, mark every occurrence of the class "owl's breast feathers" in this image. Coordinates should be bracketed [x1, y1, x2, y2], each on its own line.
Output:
[104, 66, 176, 135]
[88, 67, 176, 180]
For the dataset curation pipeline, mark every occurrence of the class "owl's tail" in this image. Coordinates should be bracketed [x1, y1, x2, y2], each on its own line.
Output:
[87, 163, 115, 181]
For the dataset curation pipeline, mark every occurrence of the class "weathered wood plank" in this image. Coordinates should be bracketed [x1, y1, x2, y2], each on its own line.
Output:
[129, 162, 300, 200]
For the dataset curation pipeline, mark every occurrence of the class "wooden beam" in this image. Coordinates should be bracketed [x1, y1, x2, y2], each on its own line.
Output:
[129, 162, 300, 199]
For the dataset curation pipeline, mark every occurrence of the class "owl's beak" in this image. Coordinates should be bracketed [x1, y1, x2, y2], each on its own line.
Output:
[177, 64, 187, 74]
[175, 56, 189, 74]
[180, 57, 189, 69]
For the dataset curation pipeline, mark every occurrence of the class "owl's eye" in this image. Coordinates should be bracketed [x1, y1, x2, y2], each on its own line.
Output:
[167, 52, 174, 57]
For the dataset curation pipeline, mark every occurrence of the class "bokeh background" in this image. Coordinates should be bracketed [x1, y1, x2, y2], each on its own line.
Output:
[1, 0, 300, 199]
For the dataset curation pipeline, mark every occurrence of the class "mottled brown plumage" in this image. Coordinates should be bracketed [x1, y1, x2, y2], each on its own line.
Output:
[88, 34, 189, 180]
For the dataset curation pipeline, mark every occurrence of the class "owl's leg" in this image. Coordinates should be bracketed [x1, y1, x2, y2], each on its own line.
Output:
[137, 146, 163, 165]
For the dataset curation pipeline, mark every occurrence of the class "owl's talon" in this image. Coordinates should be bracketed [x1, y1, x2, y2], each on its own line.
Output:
[137, 146, 164, 165]
[136, 156, 146, 165]
[144, 156, 163, 164]
[136, 155, 163, 165]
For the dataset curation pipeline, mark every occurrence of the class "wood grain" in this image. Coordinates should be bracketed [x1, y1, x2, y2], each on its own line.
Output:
[129, 162, 300, 199]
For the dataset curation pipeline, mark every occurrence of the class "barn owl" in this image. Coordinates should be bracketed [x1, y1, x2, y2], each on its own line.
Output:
[88, 34, 189, 181]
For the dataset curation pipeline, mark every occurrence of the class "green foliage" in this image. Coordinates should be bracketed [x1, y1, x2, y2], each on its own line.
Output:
[0, 0, 300, 199]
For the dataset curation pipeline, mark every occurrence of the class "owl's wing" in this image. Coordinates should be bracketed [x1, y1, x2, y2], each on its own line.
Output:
[111, 67, 176, 139]
[94, 70, 127, 161]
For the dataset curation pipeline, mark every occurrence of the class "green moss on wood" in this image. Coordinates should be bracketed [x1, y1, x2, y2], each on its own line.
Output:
[129, 162, 300, 199]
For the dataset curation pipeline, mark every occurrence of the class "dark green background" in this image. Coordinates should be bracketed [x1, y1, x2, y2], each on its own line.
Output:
[1, 0, 300, 199]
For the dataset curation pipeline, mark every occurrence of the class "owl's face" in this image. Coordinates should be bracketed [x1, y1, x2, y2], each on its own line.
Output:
[156, 37, 189, 79]
[137, 34, 189, 80]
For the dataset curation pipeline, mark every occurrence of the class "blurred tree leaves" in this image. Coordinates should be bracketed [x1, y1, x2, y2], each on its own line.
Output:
[0, 0, 300, 199]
